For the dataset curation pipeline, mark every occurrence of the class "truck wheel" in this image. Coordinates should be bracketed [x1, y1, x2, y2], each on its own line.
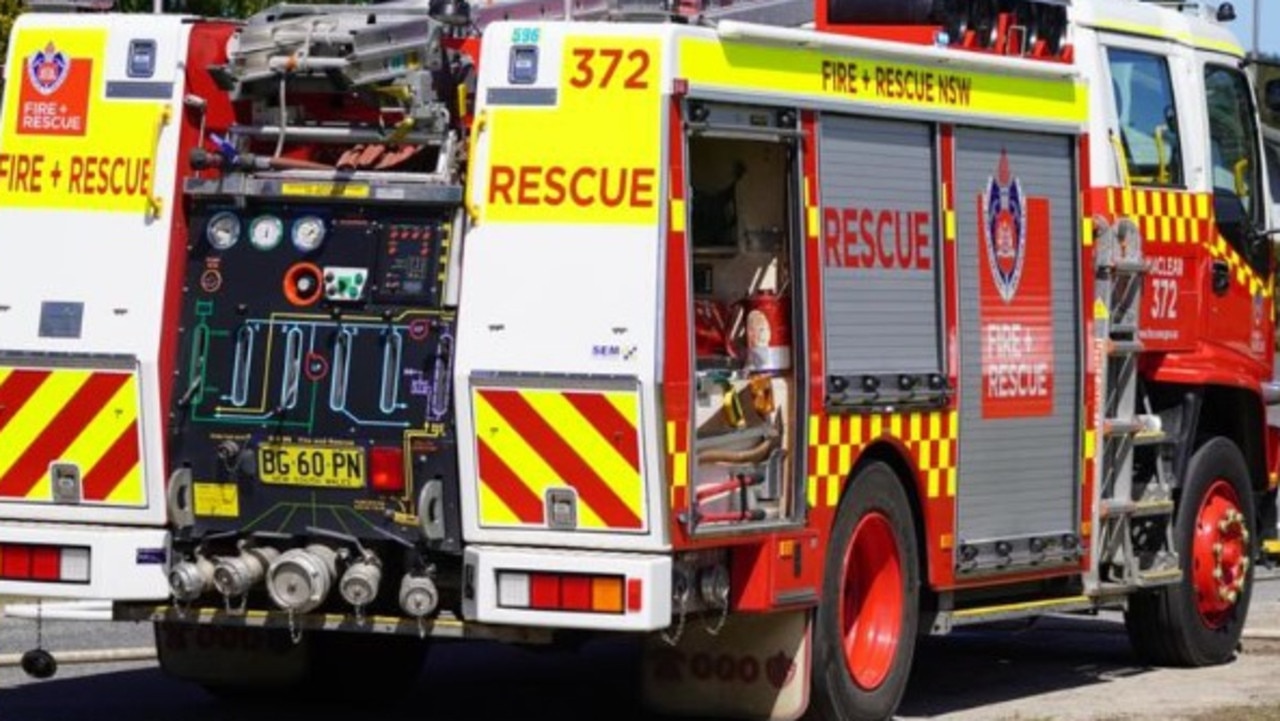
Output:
[1125, 437, 1256, 666]
[809, 461, 919, 721]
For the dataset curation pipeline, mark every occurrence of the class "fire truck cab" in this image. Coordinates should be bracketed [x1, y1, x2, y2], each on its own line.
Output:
[455, 0, 1280, 718]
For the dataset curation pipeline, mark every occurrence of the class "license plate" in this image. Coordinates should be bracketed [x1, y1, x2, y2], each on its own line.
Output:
[258, 445, 366, 489]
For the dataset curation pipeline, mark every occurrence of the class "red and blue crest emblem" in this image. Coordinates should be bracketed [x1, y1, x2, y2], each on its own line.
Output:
[983, 150, 1026, 303]
[27, 42, 70, 96]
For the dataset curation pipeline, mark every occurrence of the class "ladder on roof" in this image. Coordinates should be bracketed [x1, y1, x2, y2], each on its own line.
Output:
[1087, 216, 1181, 595]
[220, 0, 814, 101]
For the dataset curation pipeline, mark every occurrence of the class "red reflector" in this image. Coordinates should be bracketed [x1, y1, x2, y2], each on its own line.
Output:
[369, 446, 405, 493]
[2, 545, 32, 580]
[31, 546, 60, 581]
[561, 575, 591, 611]
[530, 574, 560, 609]
[627, 578, 643, 612]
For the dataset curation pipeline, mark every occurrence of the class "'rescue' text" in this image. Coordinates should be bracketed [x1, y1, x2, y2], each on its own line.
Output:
[984, 322, 1050, 400]
[488, 164, 657, 209]
[823, 207, 932, 271]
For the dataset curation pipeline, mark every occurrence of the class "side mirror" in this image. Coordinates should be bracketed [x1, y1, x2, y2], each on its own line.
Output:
[1265, 228, 1280, 258]
[1267, 78, 1280, 114]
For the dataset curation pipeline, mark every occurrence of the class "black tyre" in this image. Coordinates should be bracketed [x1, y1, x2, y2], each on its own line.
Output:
[808, 461, 920, 721]
[1125, 436, 1256, 666]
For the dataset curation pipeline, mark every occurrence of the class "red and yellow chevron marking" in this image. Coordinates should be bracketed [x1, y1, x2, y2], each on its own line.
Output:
[1104, 187, 1272, 298]
[807, 410, 958, 507]
[0, 367, 143, 506]
[473, 386, 646, 531]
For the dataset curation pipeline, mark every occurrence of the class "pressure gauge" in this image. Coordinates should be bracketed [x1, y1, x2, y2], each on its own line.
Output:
[292, 216, 327, 253]
[249, 215, 284, 251]
[206, 211, 241, 250]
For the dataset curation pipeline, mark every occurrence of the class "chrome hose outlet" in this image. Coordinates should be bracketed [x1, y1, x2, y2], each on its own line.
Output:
[398, 573, 439, 618]
[339, 554, 383, 610]
[213, 546, 280, 599]
[266, 544, 338, 613]
[169, 557, 215, 603]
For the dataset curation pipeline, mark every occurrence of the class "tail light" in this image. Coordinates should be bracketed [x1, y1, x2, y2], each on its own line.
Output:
[0, 544, 90, 584]
[497, 571, 635, 614]
[369, 446, 405, 493]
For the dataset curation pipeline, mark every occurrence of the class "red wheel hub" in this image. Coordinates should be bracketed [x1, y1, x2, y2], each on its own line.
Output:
[1191, 479, 1249, 629]
[838, 511, 903, 690]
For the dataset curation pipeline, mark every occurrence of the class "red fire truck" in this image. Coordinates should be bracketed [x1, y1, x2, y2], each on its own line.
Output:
[1, 0, 1279, 719]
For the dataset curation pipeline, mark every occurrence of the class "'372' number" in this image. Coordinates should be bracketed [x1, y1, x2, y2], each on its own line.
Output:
[569, 47, 653, 90]
[1151, 277, 1178, 320]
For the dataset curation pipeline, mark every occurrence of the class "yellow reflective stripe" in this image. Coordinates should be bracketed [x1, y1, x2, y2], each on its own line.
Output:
[680, 37, 1087, 125]
[671, 199, 686, 233]
[54, 376, 138, 498]
[1091, 19, 1244, 57]
[478, 482, 522, 526]
[105, 465, 144, 505]
[604, 390, 640, 427]
[472, 392, 605, 529]
[0, 370, 89, 480]
[522, 390, 644, 521]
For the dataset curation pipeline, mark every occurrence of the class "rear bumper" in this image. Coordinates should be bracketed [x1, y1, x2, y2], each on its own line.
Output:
[463, 545, 671, 631]
[0, 522, 169, 600]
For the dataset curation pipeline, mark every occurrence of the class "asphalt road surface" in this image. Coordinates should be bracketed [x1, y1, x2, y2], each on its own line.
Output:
[2, 574, 1279, 721]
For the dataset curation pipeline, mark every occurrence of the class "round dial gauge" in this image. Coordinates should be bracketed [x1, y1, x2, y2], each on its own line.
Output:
[292, 216, 327, 253]
[249, 215, 284, 251]
[206, 211, 241, 250]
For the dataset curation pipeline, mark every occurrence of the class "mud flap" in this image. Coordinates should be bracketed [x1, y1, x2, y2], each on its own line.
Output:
[640, 610, 811, 721]
[154, 622, 309, 688]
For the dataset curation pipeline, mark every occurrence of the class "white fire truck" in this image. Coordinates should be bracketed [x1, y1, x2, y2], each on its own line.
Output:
[2, 0, 1279, 719]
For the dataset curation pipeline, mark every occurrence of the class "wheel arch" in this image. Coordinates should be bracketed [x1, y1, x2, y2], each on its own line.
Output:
[1144, 382, 1267, 495]
[1196, 384, 1268, 496]
[841, 441, 932, 596]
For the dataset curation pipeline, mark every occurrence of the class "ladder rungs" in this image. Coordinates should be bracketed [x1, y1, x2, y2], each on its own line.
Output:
[1104, 415, 1161, 437]
[1135, 568, 1182, 587]
[1108, 339, 1143, 355]
[1100, 498, 1174, 518]
[1098, 258, 1146, 274]
[1132, 430, 1169, 446]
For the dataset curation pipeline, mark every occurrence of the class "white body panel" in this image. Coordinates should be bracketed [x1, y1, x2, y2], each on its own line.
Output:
[0, 523, 168, 599]
[455, 21, 676, 552]
[454, 223, 671, 550]
[0, 13, 193, 599]
[462, 545, 672, 631]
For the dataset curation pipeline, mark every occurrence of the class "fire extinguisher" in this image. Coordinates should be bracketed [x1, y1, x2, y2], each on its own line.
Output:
[731, 290, 791, 372]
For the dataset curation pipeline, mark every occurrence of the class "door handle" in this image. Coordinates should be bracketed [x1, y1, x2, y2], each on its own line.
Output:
[1211, 260, 1230, 296]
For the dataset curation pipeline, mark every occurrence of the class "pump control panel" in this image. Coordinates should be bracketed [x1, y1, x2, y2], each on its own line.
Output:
[169, 203, 460, 550]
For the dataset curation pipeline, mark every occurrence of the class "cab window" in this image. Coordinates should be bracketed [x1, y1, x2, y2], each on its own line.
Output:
[1204, 64, 1266, 272]
[1107, 48, 1184, 187]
